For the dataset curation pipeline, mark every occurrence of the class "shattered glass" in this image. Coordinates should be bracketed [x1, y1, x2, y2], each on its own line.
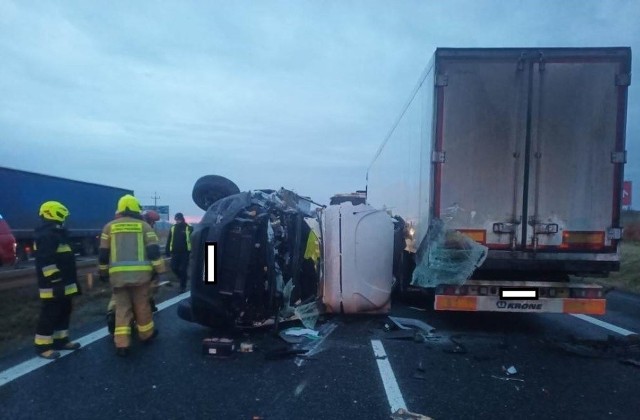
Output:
[280, 279, 320, 329]
[294, 301, 320, 330]
[411, 218, 488, 288]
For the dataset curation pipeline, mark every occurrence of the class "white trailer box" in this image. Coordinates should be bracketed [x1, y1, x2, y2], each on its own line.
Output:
[321, 203, 394, 314]
[367, 47, 632, 314]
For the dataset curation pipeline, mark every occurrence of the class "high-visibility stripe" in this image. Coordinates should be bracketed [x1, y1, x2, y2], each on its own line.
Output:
[110, 261, 151, 267]
[101, 233, 110, 240]
[111, 223, 143, 233]
[34, 335, 53, 345]
[151, 259, 164, 267]
[43, 268, 60, 277]
[39, 289, 53, 299]
[99, 264, 109, 270]
[65, 284, 78, 295]
[170, 225, 191, 252]
[137, 321, 154, 333]
[109, 265, 153, 274]
[137, 233, 144, 261]
[51, 279, 62, 283]
[111, 234, 117, 262]
[145, 232, 157, 239]
[114, 326, 131, 335]
[56, 244, 72, 253]
[53, 330, 69, 339]
[43, 264, 58, 275]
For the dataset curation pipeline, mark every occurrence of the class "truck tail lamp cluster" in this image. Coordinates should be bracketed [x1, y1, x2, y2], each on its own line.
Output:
[456, 229, 486, 244]
[559, 231, 605, 250]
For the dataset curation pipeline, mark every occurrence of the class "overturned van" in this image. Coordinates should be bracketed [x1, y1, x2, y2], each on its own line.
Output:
[178, 175, 399, 330]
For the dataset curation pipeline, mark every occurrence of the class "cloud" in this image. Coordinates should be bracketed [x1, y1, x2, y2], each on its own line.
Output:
[1, 0, 639, 218]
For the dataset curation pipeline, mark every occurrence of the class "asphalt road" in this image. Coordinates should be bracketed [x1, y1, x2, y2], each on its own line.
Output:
[1, 292, 639, 420]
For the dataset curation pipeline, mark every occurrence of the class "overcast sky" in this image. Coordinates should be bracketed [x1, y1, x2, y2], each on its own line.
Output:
[1, 0, 639, 221]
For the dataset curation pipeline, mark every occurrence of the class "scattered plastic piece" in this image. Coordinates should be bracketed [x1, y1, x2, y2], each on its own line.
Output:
[491, 375, 525, 382]
[619, 358, 640, 368]
[390, 408, 433, 420]
[388, 317, 436, 335]
[283, 328, 320, 338]
[506, 366, 517, 375]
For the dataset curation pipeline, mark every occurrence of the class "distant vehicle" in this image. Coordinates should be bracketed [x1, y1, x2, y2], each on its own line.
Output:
[0, 167, 134, 260]
[367, 47, 632, 315]
[0, 214, 17, 267]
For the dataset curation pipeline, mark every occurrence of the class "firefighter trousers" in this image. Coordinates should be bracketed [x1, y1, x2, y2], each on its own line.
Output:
[35, 298, 73, 353]
[113, 282, 154, 349]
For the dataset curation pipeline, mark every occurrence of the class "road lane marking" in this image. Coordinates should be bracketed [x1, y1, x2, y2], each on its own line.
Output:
[570, 314, 636, 336]
[371, 339, 407, 413]
[0, 291, 190, 388]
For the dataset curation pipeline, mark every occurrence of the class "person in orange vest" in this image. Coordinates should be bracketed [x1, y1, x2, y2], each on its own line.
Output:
[165, 212, 193, 293]
[98, 195, 167, 357]
[33, 201, 81, 359]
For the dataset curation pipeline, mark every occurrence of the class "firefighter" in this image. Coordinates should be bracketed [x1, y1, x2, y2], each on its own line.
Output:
[34, 201, 81, 359]
[165, 212, 193, 293]
[105, 209, 162, 334]
[99, 195, 167, 357]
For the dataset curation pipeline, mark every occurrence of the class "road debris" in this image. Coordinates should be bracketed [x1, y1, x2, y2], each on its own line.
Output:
[390, 408, 433, 420]
[504, 366, 518, 375]
[551, 335, 640, 359]
[294, 380, 307, 396]
[283, 328, 320, 338]
[619, 358, 640, 368]
[491, 375, 525, 383]
[388, 316, 436, 335]
[239, 342, 254, 353]
[202, 338, 236, 358]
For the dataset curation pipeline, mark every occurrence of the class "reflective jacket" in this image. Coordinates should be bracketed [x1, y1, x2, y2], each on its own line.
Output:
[165, 222, 193, 256]
[34, 222, 79, 300]
[98, 215, 166, 287]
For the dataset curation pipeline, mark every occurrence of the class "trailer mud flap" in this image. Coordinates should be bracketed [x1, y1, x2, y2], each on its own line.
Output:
[435, 295, 606, 315]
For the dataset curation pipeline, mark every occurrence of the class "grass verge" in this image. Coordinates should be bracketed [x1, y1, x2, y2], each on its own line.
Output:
[587, 241, 640, 294]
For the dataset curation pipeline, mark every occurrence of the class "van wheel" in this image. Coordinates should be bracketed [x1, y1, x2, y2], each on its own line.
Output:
[192, 175, 240, 211]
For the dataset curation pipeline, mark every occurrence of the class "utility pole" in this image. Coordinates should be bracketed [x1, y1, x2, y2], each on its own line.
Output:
[151, 192, 160, 208]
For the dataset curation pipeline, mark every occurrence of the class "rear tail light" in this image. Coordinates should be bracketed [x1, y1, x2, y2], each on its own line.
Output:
[560, 231, 605, 250]
[571, 288, 603, 299]
[457, 229, 487, 244]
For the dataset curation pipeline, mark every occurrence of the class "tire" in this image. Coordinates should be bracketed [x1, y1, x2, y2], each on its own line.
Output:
[192, 175, 240, 211]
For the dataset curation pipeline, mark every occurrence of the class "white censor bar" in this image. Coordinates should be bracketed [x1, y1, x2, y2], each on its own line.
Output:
[205, 242, 217, 284]
[500, 288, 538, 300]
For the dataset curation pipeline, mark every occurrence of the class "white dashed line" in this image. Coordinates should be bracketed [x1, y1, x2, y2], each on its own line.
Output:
[570, 313, 636, 336]
[371, 339, 407, 413]
[0, 291, 190, 388]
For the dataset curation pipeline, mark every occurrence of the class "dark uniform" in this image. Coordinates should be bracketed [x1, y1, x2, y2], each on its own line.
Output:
[34, 221, 80, 355]
[165, 214, 193, 292]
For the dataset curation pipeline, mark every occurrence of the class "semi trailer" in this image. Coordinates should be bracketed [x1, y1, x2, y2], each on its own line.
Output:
[0, 167, 133, 260]
[367, 47, 632, 314]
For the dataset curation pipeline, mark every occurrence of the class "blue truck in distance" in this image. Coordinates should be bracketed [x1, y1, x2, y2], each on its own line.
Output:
[0, 167, 133, 260]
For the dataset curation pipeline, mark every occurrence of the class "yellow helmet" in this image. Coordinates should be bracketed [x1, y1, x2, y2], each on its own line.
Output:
[117, 194, 142, 214]
[39, 201, 70, 222]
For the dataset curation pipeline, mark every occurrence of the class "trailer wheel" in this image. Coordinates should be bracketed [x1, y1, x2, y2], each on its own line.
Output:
[192, 175, 240, 211]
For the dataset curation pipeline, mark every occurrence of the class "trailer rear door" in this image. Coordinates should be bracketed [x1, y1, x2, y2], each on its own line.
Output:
[527, 52, 629, 252]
